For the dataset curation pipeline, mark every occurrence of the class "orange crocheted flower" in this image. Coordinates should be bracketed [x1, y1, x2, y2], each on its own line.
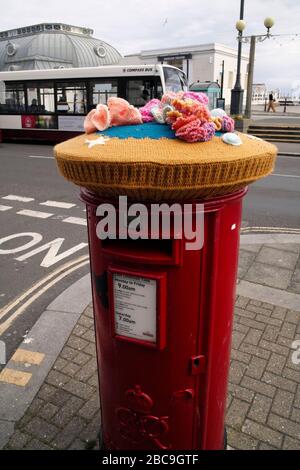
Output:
[210, 116, 222, 131]
[165, 110, 182, 124]
[172, 99, 194, 115]
[193, 104, 211, 122]
[172, 99, 210, 123]
[172, 115, 198, 131]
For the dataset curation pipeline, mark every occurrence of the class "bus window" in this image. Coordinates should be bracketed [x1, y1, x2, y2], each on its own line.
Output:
[92, 79, 118, 105]
[126, 79, 155, 107]
[26, 82, 55, 113]
[57, 82, 87, 114]
[0, 82, 25, 113]
[163, 67, 188, 93]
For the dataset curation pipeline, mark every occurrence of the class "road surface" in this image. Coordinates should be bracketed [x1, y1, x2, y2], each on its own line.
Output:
[0, 142, 299, 361]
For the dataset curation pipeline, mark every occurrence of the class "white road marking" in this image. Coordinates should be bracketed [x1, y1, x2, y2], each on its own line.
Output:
[63, 216, 87, 226]
[16, 238, 88, 268]
[27, 155, 54, 160]
[0, 205, 12, 212]
[40, 200, 76, 209]
[271, 173, 300, 178]
[2, 195, 34, 202]
[0, 233, 43, 254]
[17, 209, 53, 219]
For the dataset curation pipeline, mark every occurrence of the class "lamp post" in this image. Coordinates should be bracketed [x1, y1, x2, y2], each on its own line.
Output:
[243, 17, 275, 119]
[230, 0, 246, 115]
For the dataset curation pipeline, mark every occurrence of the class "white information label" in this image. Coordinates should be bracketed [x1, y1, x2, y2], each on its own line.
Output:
[113, 273, 157, 343]
[58, 116, 85, 131]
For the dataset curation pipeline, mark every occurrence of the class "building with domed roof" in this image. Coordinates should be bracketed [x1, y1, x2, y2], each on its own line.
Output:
[0, 23, 122, 71]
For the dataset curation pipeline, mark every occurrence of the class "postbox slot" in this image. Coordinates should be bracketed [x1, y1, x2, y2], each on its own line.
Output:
[101, 238, 182, 265]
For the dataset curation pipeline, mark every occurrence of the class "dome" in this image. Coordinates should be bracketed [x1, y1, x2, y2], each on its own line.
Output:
[0, 23, 122, 71]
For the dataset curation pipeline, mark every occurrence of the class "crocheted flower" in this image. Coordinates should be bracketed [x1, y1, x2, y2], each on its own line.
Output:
[210, 116, 222, 131]
[151, 106, 165, 124]
[161, 92, 183, 105]
[221, 115, 235, 133]
[171, 99, 211, 123]
[201, 122, 216, 141]
[108, 97, 142, 126]
[193, 104, 211, 123]
[171, 115, 197, 131]
[183, 91, 209, 106]
[175, 118, 207, 143]
[84, 105, 110, 133]
[165, 109, 182, 124]
[162, 104, 174, 123]
[139, 99, 162, 123]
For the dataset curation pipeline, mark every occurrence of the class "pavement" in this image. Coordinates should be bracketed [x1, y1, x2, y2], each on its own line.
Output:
[0, 232, 299, 451]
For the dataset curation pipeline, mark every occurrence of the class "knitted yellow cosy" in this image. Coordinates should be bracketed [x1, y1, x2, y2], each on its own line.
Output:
[54, 132, 277, 201]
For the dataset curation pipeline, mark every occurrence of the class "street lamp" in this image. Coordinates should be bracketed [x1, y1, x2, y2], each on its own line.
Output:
[230, 0, 246, 116]
[242, 17, 275, 119]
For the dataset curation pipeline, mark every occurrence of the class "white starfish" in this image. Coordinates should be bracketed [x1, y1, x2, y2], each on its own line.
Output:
[85, 136, 110, 148]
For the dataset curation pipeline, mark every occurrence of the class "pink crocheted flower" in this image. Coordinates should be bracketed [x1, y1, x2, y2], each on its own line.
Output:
[139, 99, 161, 122]
[175, 118, 207, 143]
[201, 122, 216, 141]
[183, 91, 209, 106]
[172, 115, 197, 131]
[221, 115, 235, 133]
[161, 92, 184, 105]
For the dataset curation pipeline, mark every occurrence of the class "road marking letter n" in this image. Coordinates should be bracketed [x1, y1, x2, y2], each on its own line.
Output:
[15, 238, 88, 268]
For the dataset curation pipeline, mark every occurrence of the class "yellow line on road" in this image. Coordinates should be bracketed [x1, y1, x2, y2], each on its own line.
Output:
[0, 259, 89, 336]
[241, 227, 300, 234]
[0, 254, 89, 321]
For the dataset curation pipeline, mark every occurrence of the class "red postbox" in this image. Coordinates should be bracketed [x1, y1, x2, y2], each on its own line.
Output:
[55, 127, 276, 451]
[81, 188, 246, 450]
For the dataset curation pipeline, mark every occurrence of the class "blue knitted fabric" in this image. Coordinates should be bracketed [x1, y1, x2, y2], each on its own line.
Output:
[97, 122, 176, 139]
[97, 121, 222, 140]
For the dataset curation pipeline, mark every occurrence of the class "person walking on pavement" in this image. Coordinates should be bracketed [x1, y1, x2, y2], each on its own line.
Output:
[267, 92, 276, 112]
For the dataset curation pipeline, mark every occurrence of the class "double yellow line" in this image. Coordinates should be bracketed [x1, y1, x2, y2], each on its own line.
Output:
[0, 254, 90, 336]
[241, 226, 300, 234]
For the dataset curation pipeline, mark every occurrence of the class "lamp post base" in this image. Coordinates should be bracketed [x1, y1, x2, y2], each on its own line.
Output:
[230, 89, 244, 115]
[234, 117, 251, 133]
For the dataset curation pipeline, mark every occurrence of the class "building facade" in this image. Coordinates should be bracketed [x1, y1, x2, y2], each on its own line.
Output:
[0, 23, 122, 71]
[122, 43, 249, 107]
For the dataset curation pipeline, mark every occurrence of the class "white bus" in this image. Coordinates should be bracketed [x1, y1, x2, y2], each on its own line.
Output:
[0, 64, 187, 142]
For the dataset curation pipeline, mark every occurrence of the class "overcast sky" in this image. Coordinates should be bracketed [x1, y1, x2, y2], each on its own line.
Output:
[2, 0, 300, 92]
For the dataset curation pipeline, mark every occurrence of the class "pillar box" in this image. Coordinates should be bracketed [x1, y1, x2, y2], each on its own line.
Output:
[54, 124, 276, 450]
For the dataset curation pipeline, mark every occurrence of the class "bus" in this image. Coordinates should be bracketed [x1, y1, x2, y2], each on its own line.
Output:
[0, 64, 188, 142]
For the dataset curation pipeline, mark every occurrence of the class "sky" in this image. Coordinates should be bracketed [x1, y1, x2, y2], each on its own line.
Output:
[2, 0, 300, 92]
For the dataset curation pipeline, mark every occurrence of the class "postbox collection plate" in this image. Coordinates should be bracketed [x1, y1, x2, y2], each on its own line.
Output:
[108, 267, 167, 350]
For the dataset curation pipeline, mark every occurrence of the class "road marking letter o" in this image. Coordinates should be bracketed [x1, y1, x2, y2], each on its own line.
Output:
[0, 232, 42, 254]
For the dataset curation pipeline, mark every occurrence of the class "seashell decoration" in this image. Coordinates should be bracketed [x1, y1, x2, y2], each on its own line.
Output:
[221, 132, 242, 146]
[210, 108, 227, 118]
